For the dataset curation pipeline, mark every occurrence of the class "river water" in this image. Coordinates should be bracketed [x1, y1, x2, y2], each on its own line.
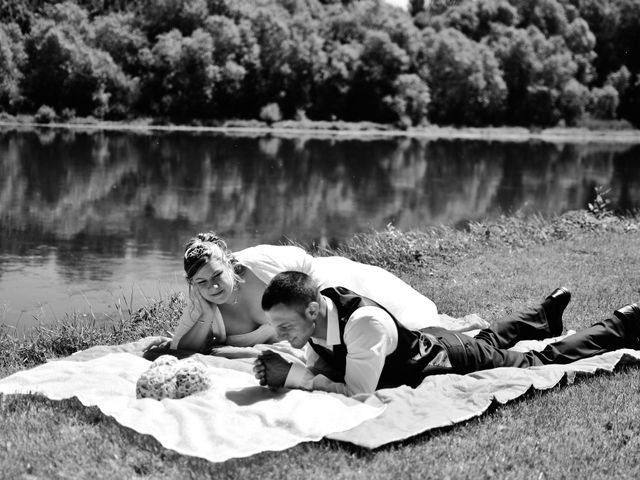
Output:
[1, 128, 639, 330]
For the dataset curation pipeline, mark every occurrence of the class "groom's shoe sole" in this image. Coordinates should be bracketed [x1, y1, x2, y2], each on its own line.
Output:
[614, 303, 640, 321]
[613, 303, 640, 347]
[544, 287, 571, 336]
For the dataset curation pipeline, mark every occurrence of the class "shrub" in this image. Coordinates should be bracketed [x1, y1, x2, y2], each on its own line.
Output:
[606, 66, 631, 97]
[23, 4, 134, 118]
[383, 73, 431, 127]
[59, 107, 76, 122]
[140, 28, 218, 119]
[34, 105, 56, 123]
[522, 85, 560, 127]
[423, 28, 507, 126]
[558, 78, 589, 126]
[0, 23, 26, 111]
[0, 112, 16, 122]
[93, 12, 149, 76]
[141, 0, 209, 37]
[259, 102, 282, 125]
[619, 77, 640, 128]
[588, 85, 619, 120]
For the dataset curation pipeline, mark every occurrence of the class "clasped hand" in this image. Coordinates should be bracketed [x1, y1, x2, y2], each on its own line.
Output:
[253, 350, 292, 388]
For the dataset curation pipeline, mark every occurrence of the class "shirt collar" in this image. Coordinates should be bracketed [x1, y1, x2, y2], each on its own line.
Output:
[311, 295, 341, 346]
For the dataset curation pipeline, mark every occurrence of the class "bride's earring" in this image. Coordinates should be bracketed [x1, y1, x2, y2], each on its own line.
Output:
[232, 280, 240, 304]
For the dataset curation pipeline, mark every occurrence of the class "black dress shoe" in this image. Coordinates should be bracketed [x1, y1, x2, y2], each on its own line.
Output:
[614, 303, 640, 323]
[543, 287, 571, 336]
[546, 287, 571, 304]
[613, 303, 640, 347]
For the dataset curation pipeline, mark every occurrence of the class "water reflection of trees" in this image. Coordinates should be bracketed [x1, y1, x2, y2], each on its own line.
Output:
[1, 129, 639, 274]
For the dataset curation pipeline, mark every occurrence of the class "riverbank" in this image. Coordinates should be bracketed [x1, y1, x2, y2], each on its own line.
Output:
[1, 209, 640, 478]
[1, 115, 640, 143]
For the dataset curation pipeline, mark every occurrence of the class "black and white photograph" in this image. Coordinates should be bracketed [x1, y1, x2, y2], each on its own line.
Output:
[1, 0, 640, 477]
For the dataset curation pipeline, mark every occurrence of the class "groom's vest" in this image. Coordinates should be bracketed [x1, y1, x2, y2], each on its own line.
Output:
[310, 287, 454, 389]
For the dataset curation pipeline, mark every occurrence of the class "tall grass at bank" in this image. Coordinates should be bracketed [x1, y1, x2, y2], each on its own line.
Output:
[322, 208, 639, 271]
[2, 207, 640, 479]
[0, 292, 185, 377]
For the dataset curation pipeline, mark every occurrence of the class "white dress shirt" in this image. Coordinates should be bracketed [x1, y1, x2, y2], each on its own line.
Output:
[284, 296, 399, 396]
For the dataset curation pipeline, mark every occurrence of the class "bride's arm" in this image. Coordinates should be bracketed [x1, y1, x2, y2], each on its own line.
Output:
[171, 289, 223, 351]
[172, 314, 213, 351]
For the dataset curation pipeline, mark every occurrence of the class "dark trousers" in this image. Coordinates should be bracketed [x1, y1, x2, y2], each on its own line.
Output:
[425, 304, 640, 375]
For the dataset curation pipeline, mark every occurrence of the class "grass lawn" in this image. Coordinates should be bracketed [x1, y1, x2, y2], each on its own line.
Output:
[1, 210, 640, 479]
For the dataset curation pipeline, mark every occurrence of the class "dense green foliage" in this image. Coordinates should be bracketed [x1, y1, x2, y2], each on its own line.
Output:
[0, 0, 639, 127]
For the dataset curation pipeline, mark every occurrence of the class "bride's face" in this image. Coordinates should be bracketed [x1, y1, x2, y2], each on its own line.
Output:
[191, 259, 236, 304]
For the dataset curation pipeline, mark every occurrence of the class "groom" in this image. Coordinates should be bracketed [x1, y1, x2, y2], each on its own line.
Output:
[253, 271, 640, 397]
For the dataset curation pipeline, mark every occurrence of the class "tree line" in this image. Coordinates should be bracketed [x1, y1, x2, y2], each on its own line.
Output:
[1, 0, 639, 128]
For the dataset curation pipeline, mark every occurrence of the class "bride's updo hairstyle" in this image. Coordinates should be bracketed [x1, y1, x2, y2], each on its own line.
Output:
[183, 232, 245, 284]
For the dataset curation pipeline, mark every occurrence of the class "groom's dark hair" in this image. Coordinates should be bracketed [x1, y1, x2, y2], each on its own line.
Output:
[261, 271, 319, 313]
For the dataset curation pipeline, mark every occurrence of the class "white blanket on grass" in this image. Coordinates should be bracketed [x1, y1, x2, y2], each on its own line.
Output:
[0, 340, 385, 463]
[329, 339, 640, 447]
[1, 321, 640, 461]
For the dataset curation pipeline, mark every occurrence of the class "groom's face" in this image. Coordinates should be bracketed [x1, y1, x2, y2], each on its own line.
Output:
[265, 303, 315, 349]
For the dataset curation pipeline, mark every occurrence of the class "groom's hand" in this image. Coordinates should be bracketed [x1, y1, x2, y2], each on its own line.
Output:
[253, 351, 292, 388]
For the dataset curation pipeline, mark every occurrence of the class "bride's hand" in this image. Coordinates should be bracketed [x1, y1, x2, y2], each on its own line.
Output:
[203, 335, 224, 354]
[143, 336, 172, 352]
[189, 286, 213, 318]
